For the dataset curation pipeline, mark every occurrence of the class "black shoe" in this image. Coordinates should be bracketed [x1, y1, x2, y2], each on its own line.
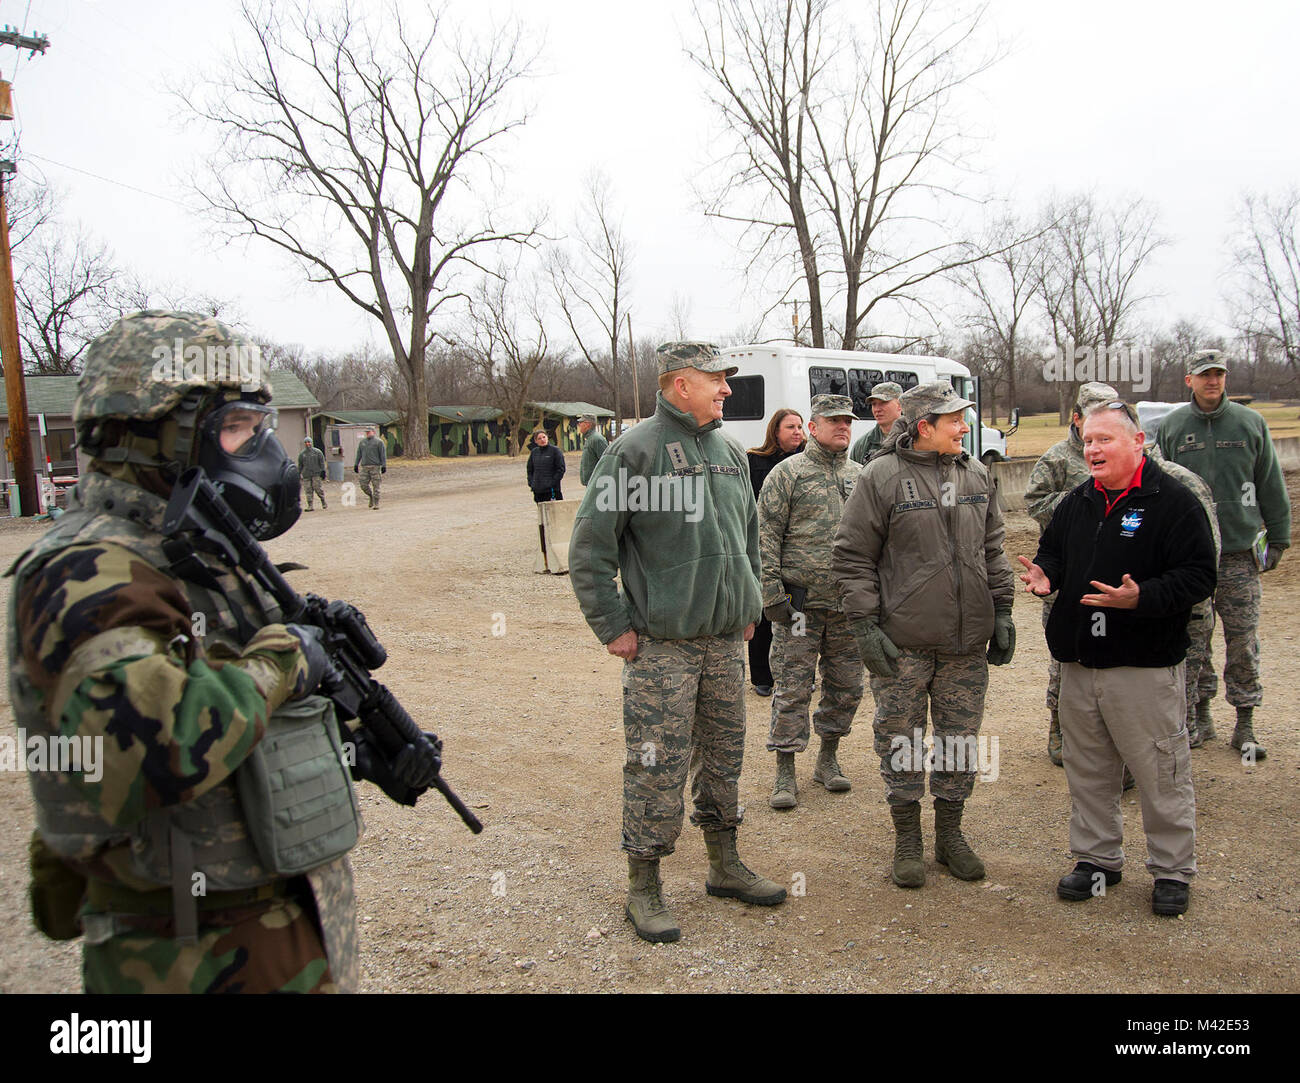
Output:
[752, 684, 773, 697]
[1057, 861, 1122, 901]
[1152, 879, 1189, 916]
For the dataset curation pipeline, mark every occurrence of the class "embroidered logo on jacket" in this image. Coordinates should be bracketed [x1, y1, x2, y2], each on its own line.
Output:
[1120, 508, 1144, 537]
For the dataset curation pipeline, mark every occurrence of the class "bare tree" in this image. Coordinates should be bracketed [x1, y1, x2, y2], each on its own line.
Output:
[551, 172, 633, 427]
[1230, 188, 1300, 374]
[182, 0, 540, 457]
[692, 0, 997, 349]
[690, 0, 830, 346]
[463, 270, 554, 455]
[1036, 193, 1163, 420]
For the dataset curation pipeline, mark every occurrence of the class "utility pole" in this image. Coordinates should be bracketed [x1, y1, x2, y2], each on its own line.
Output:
[0, 25, 49, 517]
[626, 313, 641, 423]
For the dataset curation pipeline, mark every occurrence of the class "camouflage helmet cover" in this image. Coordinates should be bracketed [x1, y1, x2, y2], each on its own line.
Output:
[75, 310, 271, 426]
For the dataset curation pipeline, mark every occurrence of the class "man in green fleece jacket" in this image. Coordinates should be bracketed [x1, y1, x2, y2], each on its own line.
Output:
[570, 341, 786, 944]
[1156, 350, 1292, 760]
[577, 414, 608, 486]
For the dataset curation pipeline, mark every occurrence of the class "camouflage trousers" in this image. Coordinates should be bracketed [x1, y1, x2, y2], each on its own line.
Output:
[1199, 551, 1262, 708]
[359, 466, 382, 507]
[301, 475, 325, 509]
[767, 608, 865, 752]
[1047, 592, 1214, 726]
[871, 648, 988, 805]
[621, 632, 745, 859]
[81, 896, 337, 993]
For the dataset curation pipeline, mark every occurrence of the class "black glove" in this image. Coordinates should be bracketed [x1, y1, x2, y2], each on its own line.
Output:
[987, 608, 1016, 666]
[1262, 543, 1286, 572]
[381, 466, 387, 474]
[353, 466, 359, 474]
[285, 623, 341, 698]
[348, 728, 442, 805]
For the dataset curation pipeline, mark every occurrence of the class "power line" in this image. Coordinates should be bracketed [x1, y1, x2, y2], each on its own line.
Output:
[22, 151, 191, 208]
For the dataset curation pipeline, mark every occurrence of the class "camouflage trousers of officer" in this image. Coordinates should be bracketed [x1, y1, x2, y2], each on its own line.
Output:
[301, 475, 325, 509]
[81, 897, 336, 993]
[359, 465, 382, 507]
[767, 607, 865, 753]
[1042, 593, 1061, 711]
[871, 648, 988, 806]
[621, 632, 745, 859]
[1197, 550, 1262, 708]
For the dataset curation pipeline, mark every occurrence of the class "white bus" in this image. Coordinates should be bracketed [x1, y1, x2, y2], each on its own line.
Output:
[718, 344, 1016, 464]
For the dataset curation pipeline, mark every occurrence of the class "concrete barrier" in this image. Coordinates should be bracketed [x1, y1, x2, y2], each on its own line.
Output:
[994, 434, 1300, 513]
[534, 499, 577, 574]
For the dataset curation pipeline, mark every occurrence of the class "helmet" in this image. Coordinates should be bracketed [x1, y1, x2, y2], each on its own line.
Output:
[76, 310, 300, 539]
[76, 310, 271, 427]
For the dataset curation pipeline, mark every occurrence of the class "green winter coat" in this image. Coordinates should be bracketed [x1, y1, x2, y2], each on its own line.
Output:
[1156, 398, 1291, 554]
[579, 430, 609, 486]
[569, 393, 762, 644]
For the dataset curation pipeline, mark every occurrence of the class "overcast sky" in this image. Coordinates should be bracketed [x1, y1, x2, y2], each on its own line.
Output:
[9, 0, 1300, 357]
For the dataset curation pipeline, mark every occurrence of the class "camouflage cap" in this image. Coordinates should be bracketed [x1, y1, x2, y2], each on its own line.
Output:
[656, 341, 739, 377]
[75, 310, 271, 426]
[867, 381, 904, 403]
[810, 394, 856, 419]
[1075, 381, 1120, 416]
[1187, 349, 1228, 375]
[578, 414, 598, 425]
[900, 381, 976, 424]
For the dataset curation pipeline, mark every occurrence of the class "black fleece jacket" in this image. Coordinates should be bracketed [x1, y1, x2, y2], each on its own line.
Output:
[1033, 455, 1217, 669]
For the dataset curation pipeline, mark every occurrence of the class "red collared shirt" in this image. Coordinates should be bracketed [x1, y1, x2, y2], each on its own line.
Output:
[1093, 456, 1145, 517]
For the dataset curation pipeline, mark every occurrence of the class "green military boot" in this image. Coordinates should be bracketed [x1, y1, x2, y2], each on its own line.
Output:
[1196, 699, 1217, 742]
[625, 858, 680, 944]
[812, 736, 851, 792]
[769, 752, 798, 809]
[889, 802, 925, 888]
[933, 798, 986, 881]
[1047, 710, 1063, 767]
[703, 829, 787, 906]
[1187, 703, 1203, 748]
[1231, 707, 1267, 761]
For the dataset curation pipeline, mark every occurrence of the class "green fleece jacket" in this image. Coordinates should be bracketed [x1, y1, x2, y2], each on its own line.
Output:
[1156, 397, 1291, 554]
[569, 394, 762, 644]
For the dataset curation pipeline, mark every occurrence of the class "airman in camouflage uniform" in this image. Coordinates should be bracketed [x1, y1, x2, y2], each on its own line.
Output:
[834, 382, 1015, 889]
[354, 426, 387, 509]
[8, 311, 360, 993]
[570, 341, 785, 944]
[849, 382, 904, 465]
[758, 394, 864, 809]
[299, 437, 327, 510]
[1024, 383, 1119, 764]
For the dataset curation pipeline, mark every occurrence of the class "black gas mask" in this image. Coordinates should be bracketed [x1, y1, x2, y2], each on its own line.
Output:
[197, 401, 301, 539]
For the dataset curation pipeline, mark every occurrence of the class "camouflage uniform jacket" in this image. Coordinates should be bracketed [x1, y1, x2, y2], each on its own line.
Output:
[758, 438, 861, 610]
[297, 446, 327, 479]
[5, 472, 359, 981]
[849, 424, 885, 466]
[570, 393, 762, 644]
[832, 432, 1014, 654]
[1024, 425, 1089, 532]
[1156, 397, 1291, 553]
[579, 430, 609, 486]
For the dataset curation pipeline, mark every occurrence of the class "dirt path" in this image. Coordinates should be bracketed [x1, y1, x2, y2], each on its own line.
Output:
[1, 456, 1297, 993]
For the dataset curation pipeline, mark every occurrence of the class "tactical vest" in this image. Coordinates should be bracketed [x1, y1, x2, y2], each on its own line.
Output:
[7, 472, 360, 938]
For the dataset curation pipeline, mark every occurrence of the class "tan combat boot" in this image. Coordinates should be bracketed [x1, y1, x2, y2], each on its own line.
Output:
[812, 736, 851, 792]
[1231, 707, 1267, 761]
[625, 858, 680, 943]
[1187, 700, 1203, 748]
[1196, 699, 1217, 742]
[703, 829, 787, 905]
[1047, 710, 1063, 767]
[769, 752, 798, 810]
[890, 801, 925, 888]
[933, 797, 985, 881]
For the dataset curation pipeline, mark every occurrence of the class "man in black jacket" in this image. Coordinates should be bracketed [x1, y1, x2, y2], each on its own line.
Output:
[1019, 402, 1216, 917]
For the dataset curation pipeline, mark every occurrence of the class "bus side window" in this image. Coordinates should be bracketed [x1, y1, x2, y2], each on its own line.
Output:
[848, 368, 885, 418]
[722, 375, 765, 421]
[886, 370, 920, 391]
[809, 366, 848, 398]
